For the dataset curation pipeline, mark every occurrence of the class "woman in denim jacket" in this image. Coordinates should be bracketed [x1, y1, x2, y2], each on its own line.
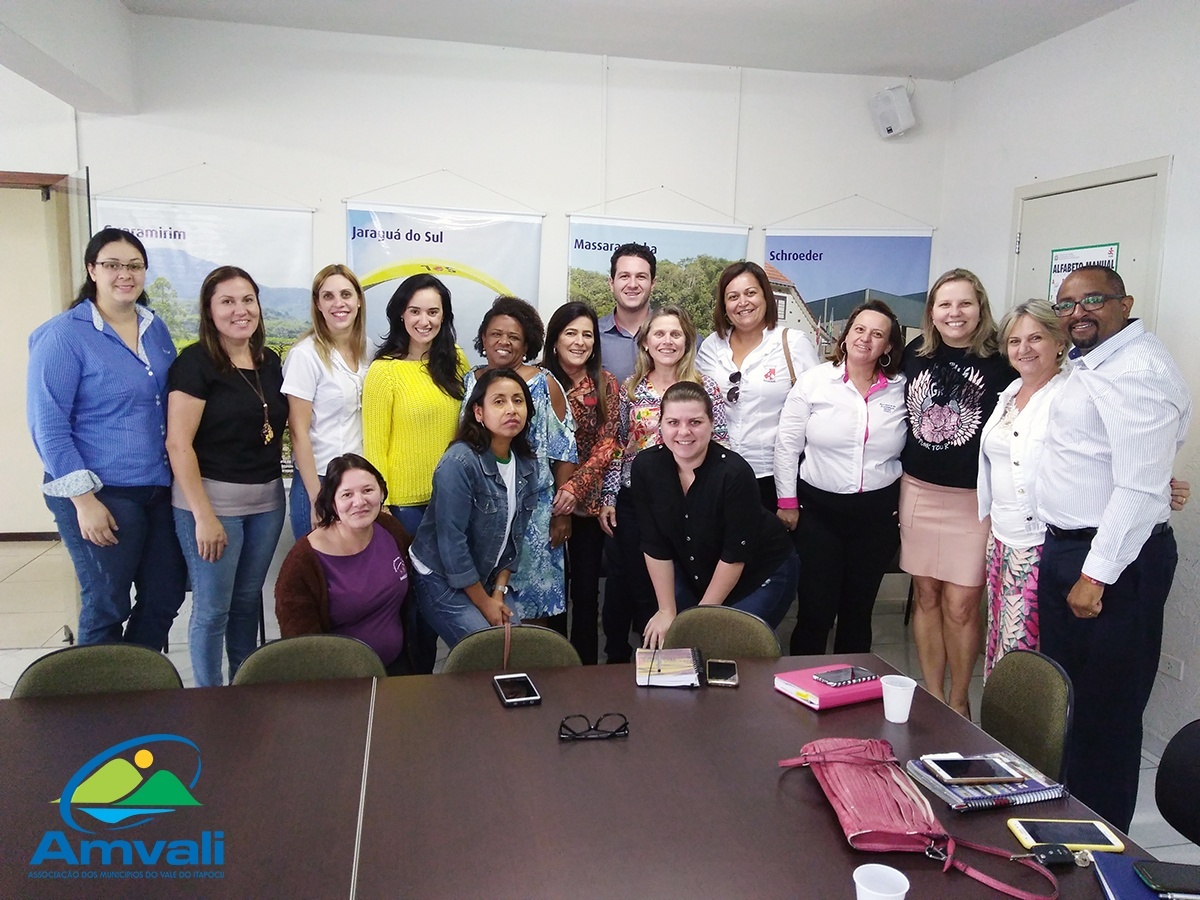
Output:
[409, 368, 539, 647]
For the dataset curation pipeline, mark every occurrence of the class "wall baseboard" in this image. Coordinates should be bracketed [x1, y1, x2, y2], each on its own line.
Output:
[0, 532, 58, 542]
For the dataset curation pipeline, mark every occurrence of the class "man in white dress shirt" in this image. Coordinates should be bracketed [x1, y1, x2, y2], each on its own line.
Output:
[1036, 265, 1191, 831]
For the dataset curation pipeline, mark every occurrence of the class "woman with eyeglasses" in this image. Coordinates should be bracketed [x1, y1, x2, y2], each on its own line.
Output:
[28, 227, 187, 649]
[542, 302, 619, 664]
[167, 266, 288, 686]
[773, 300, 907, 656]
[282, 264, 369, 539]
[409, 368, 539, 646]
[697, 261, 818, 509]
[635, 382, 797, 650]
[275, 454, 414, 675]
[599, 304, 729, 662]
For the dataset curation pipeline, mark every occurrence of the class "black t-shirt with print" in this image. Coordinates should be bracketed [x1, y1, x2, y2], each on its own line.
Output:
[900, 337, 1014, 489]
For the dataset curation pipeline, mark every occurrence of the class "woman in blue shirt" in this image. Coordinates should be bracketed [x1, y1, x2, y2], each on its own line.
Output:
[27, 227, 187, 649]
[409, 368, 539, 648]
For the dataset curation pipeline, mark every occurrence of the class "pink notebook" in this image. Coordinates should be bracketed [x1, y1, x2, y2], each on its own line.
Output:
[774, 663, 884, 710]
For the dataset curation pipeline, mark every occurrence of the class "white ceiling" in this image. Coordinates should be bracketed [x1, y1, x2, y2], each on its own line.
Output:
[122, 0, 1135, 81]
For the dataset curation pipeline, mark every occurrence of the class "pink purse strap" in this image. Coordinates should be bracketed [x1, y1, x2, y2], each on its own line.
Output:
[937, 837, 1059, 900]
[503, 618, 512, 671]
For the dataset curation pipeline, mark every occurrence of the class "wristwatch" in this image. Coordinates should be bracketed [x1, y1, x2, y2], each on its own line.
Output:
[496, 584, 510, 596]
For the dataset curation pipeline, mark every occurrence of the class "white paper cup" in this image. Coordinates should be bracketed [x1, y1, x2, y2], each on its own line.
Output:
[853, 863, 910, 900]
[880, 675, 917, 724]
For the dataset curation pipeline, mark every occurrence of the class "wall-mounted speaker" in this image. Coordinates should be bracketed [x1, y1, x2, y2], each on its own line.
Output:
[869, 86, 916, 139]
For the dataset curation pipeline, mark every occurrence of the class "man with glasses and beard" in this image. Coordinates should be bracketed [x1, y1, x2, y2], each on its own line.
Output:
[1036, 264, 1191, 832]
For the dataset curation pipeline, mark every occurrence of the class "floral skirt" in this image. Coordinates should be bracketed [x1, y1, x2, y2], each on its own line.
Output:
[983, 533, 1042, 678]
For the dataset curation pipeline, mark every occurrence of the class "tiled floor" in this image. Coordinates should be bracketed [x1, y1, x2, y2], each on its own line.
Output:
[1, 538, 1196, 862]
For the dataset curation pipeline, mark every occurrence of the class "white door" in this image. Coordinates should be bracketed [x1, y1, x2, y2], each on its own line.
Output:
[1009, 159, 1168, 329]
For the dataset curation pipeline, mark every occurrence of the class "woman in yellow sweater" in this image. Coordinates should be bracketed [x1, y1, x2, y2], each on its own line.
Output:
[363, 273, 469, 671]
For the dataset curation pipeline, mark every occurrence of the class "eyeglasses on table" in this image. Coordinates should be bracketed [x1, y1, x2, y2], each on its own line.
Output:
[558, 713, 629, 741]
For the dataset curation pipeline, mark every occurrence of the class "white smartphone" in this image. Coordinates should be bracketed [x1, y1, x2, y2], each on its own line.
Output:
[1006, 818, 1125, 853]
[493, 673, 541, 707]
[921, 754, 1026, 785]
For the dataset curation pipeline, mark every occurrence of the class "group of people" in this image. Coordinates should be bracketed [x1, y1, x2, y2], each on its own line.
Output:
[28, 230, 1190, 832]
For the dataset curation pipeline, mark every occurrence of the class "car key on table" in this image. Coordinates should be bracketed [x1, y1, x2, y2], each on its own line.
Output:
[1010, 844, 1093, 867]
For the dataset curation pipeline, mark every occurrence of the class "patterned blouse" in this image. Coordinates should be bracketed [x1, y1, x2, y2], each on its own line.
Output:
[601, 373, 729, 507]
[562, 371, 620, 518]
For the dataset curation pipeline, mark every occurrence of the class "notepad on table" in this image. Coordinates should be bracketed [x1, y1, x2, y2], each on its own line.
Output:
[635, 648, 702, 687]
[905, 750, 1066, 812]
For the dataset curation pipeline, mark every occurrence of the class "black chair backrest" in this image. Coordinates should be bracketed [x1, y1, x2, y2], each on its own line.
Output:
[1156, 718, 1200, 845]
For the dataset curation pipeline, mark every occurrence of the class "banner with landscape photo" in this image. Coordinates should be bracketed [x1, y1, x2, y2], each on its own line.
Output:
[567, 216, 749, 337]
[92, 198, 314, 358]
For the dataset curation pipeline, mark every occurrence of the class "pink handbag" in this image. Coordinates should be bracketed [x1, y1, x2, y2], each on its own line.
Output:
[780, 737, 1059, 899]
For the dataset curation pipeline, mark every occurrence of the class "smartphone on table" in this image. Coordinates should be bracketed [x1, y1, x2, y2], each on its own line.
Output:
[1133, 859, 1200, 894]
[1006, 818, 1125, 852]
[706, 659, 739, 687]
[921, 754, 1026, 785]
[811, 666, 877, 688]
[493, 673, 541, 707]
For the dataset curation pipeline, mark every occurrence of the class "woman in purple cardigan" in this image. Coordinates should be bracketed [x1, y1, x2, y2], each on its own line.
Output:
[274, 453, 414, 675]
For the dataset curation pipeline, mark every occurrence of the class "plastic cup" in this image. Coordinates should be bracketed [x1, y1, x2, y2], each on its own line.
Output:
[853, 863, 910, 900]
[880, 675, 917, 724]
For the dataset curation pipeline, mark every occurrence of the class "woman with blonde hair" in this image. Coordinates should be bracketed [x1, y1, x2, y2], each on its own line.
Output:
[282, 264, 369, 538]
[899, 268, 1013, 716]
[599, 304, 728, 662]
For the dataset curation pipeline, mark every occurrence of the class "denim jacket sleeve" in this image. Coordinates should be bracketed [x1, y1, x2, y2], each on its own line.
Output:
[430, 450, 486, 589]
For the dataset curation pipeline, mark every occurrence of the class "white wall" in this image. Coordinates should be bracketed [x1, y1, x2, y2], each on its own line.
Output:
[0, 64, 76, 173]
[939, 0, 1200, 752]
[65, 17, 951, 309]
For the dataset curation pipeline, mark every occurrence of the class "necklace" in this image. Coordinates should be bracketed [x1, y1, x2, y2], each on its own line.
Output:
[235, 365, 275, 445]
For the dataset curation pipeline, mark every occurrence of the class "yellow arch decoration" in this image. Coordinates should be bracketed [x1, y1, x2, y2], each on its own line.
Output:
[360, 259, 513, 296]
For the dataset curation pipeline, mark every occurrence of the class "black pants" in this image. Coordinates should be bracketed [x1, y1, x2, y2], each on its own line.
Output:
[601, 488, 655, 663]
[790, 480, 900, 656]
[1039, 527, 1177, 832]
[565, 514, 605, 665]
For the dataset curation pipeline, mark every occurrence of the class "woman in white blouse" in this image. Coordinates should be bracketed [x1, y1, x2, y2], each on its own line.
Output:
[697, 261, 818, 509]
[773, 300, 907, 655]
[282, 264, 369, 538]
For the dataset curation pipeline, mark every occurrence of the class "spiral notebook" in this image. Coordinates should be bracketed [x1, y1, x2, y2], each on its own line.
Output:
[905, 750, 1066, 812]
[635, 648, 703, 688]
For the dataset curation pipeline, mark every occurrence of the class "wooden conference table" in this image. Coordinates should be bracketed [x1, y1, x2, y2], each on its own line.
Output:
[1, 653, 1135, 898]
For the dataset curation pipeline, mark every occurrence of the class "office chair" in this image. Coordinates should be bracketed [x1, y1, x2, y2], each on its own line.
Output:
[442, 625, 581, 674]
[662, 606, 781, 659]
[231, 634, 386, 686]
[979, 649, 1073, 783]
[11, 643, 183, 698]
[1156, 718, 1200, 845]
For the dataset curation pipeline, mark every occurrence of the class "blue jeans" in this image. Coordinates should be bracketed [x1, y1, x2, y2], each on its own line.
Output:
[413, 568, 521, 649]
[46, 485, 187, 649]
[391, 504, 438, 673]
[174, 505, 285, 686]
[674, 552, 798, 628]
[288, 475, 323, 540]
[390, 504, 427, 536]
